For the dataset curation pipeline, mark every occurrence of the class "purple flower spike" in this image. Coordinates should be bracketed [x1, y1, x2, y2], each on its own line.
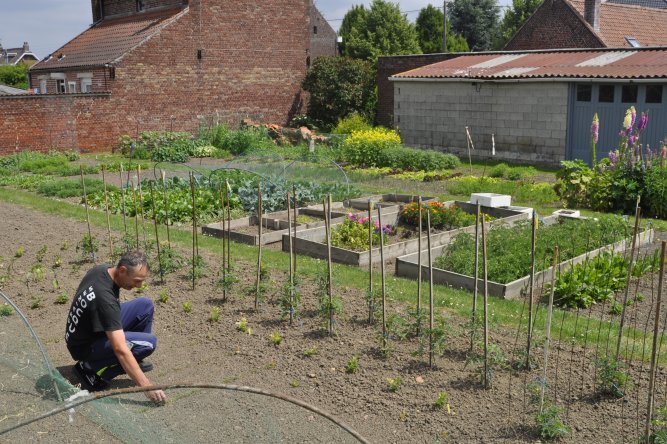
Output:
[628, 135, 636, 147]
[637, 112, 648, 131]
[591, 114, 599, 144]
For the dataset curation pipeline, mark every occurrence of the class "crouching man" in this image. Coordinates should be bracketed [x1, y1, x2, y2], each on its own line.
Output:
[65, 250, 166, 403]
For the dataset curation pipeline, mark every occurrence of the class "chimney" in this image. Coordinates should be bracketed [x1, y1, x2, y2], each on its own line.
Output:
[23, 42, 29, 52]
[584, 0, 601, 32]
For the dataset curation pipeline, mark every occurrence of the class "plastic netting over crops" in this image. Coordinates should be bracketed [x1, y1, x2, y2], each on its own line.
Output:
[0, 291, 363, 443]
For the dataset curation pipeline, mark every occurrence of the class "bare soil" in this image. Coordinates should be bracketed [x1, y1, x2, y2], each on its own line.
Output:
[1, 199, 667, 443]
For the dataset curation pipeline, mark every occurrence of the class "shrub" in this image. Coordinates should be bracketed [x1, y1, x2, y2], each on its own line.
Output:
[379, 146, 460, 171]
[119, 131, 193, 162]
[339, 128, 402, 167]
[331, 214, 392, 251]
[222, 126, 273, 155]
[37, 177, 116, 198]
[489, 163, 510, 178]
[332, 113, 373, 135]
[645, 166, 667, 219]
[401, 202, 476, 230]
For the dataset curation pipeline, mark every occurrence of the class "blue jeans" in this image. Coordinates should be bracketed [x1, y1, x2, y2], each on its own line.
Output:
[84, 297, 157, 381]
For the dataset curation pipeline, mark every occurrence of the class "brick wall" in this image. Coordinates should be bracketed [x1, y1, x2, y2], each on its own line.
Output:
[309, 5, 337, 62]
[0, 94, 114, 156]
[393, 80, 569, 166]
[102, 0, 185, 19]
[31, 68, 109, 94]
[1, 0, 310, 153]
[376, 53, 459, 128]
[503, 0, 604, 50]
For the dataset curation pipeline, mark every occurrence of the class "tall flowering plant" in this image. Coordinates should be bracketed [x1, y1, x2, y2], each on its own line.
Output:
[401, 202, 477, 230]
[591, 113, 599, 168]
[609, 106, 650, 170]
[330, 213, 393, 251]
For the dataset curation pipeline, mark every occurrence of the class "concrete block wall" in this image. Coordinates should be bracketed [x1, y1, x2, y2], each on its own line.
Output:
[393, 80, 569, 166]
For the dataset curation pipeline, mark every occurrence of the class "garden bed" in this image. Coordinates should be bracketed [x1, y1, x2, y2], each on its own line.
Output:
[202, 202, 356, 246]
[395, 215, 655, 299]
[344, 193, 436, 211]
[283, 202, 529, 267]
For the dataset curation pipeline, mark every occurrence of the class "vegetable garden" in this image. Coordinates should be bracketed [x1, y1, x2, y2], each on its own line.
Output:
[1, 113, 667, 442]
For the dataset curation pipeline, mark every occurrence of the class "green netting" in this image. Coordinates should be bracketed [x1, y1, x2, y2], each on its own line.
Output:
[0, 291, 364, 443]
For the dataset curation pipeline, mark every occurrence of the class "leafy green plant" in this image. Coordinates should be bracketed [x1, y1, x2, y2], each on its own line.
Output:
[269, 332, 283, 346]
[401, 202, 477, 230]
[235, 317, 251, 334]
[345, 355, 359, 374]
[434, 391, 449, 410]
[209, 307, 221, 322]
[55, 293, 69, 305]
[30, 264, 46, 282]
[331, 215, 391, 251]
[386, 376, 402, 392]
[447, 175, 558, 205]
[303, 346, 318, 357]
[15, 246, 25, 258]
[0, 304, 14, 316]
[76, 234, 99, 260]
[186, 255, 207, 281]
[61, 241, 68, 251]
[182, 301, 193, 313]
[596, 357, 632, 398]
[278, 281, 301, 320]
[331, 112, 372, 135]
[609, 302, 623, 315]
[415, 315, 449, 358]
[35, 245, 48, 263]
[156, 246, 186, 275]
[647, 406, 667, 444]
[53, 255, 62, 268]
[30, 296, 44, 310]
[534, 405, 572, 440]
[158, 289, 169, 304]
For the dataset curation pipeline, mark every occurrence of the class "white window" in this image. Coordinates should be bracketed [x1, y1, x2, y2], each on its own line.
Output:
[39, 79, 47, 94]
[81, 78, 92, 93]
[56, 79, 66, 93]
[68, 81, 77, 93]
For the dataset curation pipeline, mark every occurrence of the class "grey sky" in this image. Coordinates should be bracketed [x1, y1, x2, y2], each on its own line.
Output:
[1, 1, 511, 59]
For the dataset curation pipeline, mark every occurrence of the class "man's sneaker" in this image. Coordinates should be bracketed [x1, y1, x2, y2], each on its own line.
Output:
[74, 361, 109, 392]
[138, 360, 154, 373]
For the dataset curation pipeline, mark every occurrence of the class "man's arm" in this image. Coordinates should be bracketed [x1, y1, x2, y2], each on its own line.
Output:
[106, 329, 166, 403]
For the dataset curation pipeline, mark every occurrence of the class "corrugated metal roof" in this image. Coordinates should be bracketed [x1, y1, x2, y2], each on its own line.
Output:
[31, 7, 187, 71]
[391, 48, 667, 80]
[0, 84, 29, 95]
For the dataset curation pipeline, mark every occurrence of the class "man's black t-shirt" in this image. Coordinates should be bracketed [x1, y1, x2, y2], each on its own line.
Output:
[65, 265, 122, 360]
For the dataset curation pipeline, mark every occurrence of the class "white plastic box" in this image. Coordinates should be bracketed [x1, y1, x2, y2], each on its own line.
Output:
[470, 193, 512, 208]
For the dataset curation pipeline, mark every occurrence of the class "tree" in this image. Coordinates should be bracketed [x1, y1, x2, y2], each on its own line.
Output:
[0, 64, 29, 90]
[341, 0, 422, 63]
[449, 0, 501, 51]
[416, 4, 470, 53]
[302, 56, 376, 130]
[498, 0, 543, 47]
[338, 4, 368, 56]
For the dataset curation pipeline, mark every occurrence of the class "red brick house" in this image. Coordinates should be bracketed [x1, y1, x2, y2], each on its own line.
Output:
[504, 0, 667, 50]
[0, 0, 336, 153]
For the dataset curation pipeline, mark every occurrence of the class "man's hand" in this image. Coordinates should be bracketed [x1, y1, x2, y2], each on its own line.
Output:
[145, 389, 167, 403]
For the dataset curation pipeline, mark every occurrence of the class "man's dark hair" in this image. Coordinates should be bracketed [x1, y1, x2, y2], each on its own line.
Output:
[117, 250, 150, 273]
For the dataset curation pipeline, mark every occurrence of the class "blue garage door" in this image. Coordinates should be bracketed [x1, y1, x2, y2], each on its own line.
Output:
[567, 83, 667, 164]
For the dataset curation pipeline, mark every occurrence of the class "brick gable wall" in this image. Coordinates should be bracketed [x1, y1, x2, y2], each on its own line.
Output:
[504, 0, 604, 50]
[1, 0, 310, 154]
[102, 0, 185, 19]
[309, 5, 338, 62]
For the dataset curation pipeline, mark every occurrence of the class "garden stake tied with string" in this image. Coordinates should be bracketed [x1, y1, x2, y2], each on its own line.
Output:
[292, 184, 298, 275]
[427, 206, 434, 368]
[149, 184, 164, 283]
[119, 162, 128, 237]
[131, 179, 140, 249]
[137, 165, 147, 246]
[80, 166, 95, 263]
[470, 202, 481, 353]
[540, 246, 559, 412]
[526, 210, 538, 370]
[326, 194, 334, 335]
[378, 205, 387, 353]
[416, 196, 422, 339]
[367, 199, 374, 325]
[101, 165, 113, 259]
[481, 211, 489, 388]
[219, 186, 227, 302]
[189, 172, 199, 291]
[255, 182, 263, 310]
[161, 170, 171, 249]
[287, 190, 294, 325]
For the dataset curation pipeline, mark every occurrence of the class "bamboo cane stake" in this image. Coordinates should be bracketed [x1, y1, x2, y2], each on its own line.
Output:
[417, 196, 423, 338]
[482, 213, 489, 387]
[161, 170, 171, 249]
[80, 166, 95, 263]
[645, 241, 666, 442]
[293, 184, 298, 275]
[219, 188, 227, 301]
[378, 206, 387, 351]
[131, 181, 139, 249]
[427, 208, 434, 368]
[327, 194, 334, 335]
[471, 202, 481, 352]
[137, 166, 147, 246]
[540, 246, 559, 412]
[226, 179, 231, 274]
[287, 191, 294, 325]
[368, 199, 374, 324]
[149, 184, 163, 283]
[119, 163, 128, 237]
[526, 211, 538, 369]
[255, 182, 263, 310]
[616, 197, 642, 361]
[101, 165, 113, 259]
[190, 172, 197, 291]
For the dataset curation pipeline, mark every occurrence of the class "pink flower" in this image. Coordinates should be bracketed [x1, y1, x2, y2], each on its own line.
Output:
[591, 113, 599, 144]
[637, 112, 648, 131]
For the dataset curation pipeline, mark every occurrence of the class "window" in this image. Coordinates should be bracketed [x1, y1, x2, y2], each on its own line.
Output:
[313, 26, 318, 34]
[39, 79, 47, 94]
[599, 84, 615, 103]
[646, 85, 663, 104]
[576, 84, 592, 101]
[81, 78, 92, 92]
[625, 36, 640, 48]
[68, 81, 77, 93]
[136, 0, 145, 11]
[56, 79, 66, 93]
[621, 84, 638, 103]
